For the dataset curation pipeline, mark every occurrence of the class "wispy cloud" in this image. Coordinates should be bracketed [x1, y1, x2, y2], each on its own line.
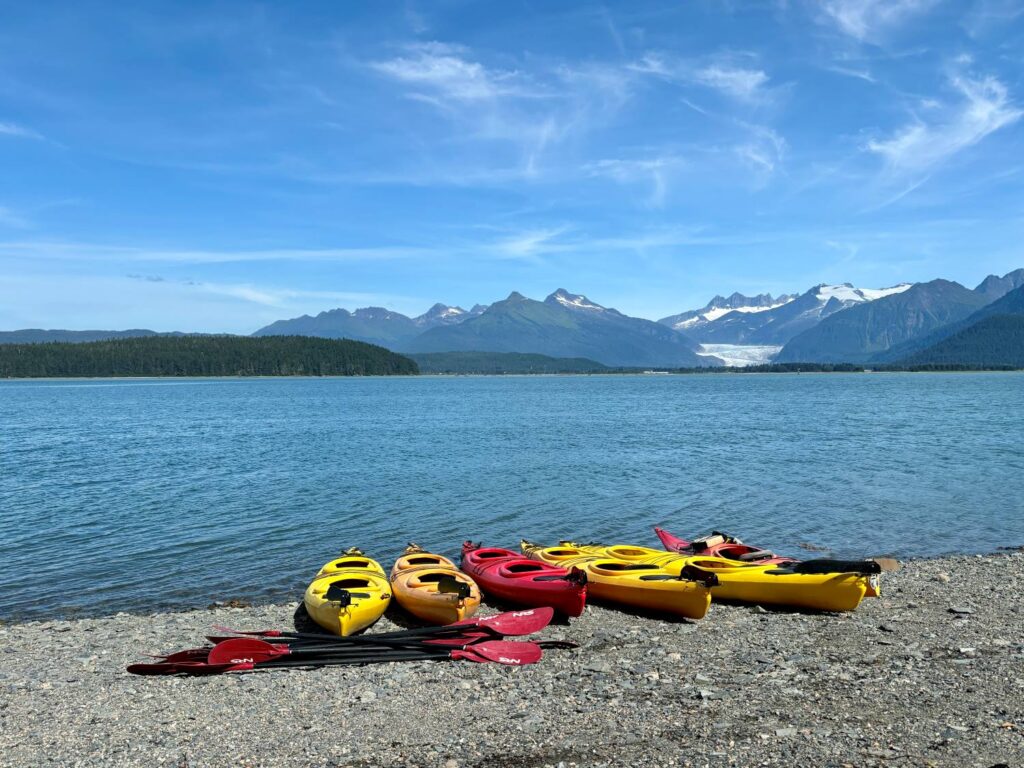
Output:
[584, 155, 686, 206]
[693, 65, 770, 102]
[1, 241, 430, 264]
[0, 121, 44, 140]
[370, 43, 634, 177]
[733, 123, 787, 179]
[493, 227, 569, 260]
[630, 53, 773, 104]
[825, 65, 877, 83]
[865, 70, 1022, 177]
[370, 42, 536, 102]
[820, 0, 937, 42]
[126, 274, 409, 309]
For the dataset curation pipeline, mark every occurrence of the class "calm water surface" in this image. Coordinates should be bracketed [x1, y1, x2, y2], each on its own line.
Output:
[2, 373, 1022, 620]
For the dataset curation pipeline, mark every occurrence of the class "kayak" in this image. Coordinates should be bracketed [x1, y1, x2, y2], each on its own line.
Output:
[390, 544, 481, 625]
[563, 542, 880, 612]
[304, 548, 392, 636]
[655, 527, 879, 597]
[654, 526, 796, 565]
[520, 540, 715, 620]
[461, 542, 587, 617]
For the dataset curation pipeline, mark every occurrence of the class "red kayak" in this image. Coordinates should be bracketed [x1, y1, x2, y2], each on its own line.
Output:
[461, 542, 587, 617]
[654, 526, 797, 566]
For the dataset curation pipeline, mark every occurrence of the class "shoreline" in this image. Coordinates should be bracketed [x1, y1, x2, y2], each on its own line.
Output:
[2, 368, 1022, 382]
[2, 553, 1022, 767]
[4, 550, 1022, 627]
[4, 549, 1024, 627]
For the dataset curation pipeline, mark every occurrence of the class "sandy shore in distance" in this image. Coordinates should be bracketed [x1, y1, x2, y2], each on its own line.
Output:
[1, 553, 1022, 767]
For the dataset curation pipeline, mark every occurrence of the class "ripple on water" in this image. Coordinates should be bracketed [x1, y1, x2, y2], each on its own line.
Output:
[1, 373, 1022, 620]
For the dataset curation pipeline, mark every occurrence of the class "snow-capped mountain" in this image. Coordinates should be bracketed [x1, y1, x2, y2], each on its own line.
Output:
[546, 288, 609, 312]
[666, 283, 913, 346]
[414, 303, 470, 329]
[407, 289, 717, 367]
[660, 292, 796, 331]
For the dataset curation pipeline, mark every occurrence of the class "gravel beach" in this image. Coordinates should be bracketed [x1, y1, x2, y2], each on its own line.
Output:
[1, 553, 1022, 768]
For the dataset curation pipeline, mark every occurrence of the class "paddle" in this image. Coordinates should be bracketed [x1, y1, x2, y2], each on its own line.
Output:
[206, 636, 542, 666]
[129, 639, 543, 675]
[213, 605, 554, 644]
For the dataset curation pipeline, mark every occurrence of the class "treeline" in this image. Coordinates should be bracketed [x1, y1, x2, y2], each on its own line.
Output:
[410, 351, 608, 374]
[0, 335, 419, 378]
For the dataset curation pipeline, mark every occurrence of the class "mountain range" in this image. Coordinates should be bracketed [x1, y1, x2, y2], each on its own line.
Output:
[4, 268, 1023, 369]
[252, 303, 487, 348]
[403, 289, 714, 367]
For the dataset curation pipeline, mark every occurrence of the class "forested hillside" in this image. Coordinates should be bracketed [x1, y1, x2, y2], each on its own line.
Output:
[0, 336, 418, 378]
[896, 316, 1024, 369]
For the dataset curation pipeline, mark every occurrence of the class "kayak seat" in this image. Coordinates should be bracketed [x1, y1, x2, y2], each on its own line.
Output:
[324, 578, 370, 589]
[505, 563, 545, 573]
[608, 547, 651, 557]
[475, 550, 511, 559]
[738, 550, 775, 562]
[591, 562, 660, 573]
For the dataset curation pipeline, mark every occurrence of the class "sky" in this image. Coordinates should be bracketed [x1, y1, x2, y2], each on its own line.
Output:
[1, 0, 1023, 332]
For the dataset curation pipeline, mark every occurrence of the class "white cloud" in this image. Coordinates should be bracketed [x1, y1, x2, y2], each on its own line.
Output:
[370, 44, 635, 177]
[630, 53, 771, 104]
[734, 124, 787, 177]
[821, 0, 936, 41]
[865, 71, 1022, 175]
[693, 65, 770, 102]
[493, 227, 568, 260]
[370, 42, 533, 102]
[584, 155, 686, 206]
[0, 121, 44, 140]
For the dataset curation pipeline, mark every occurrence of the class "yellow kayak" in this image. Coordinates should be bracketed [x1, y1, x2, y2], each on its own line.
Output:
[563, 542, 877, 612]
[304, 548, 392, 636]
[390, 544, 481, 625]
[520, 540, 714, 620]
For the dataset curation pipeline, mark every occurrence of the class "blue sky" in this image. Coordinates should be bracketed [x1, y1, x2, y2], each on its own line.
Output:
[1, 0, 1023, 332]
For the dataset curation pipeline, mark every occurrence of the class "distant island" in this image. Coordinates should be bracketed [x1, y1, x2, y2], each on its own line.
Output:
[0, 336, 418, 378]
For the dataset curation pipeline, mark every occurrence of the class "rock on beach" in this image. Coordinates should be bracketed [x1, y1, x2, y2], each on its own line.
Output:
[0, 554, 1022, 767]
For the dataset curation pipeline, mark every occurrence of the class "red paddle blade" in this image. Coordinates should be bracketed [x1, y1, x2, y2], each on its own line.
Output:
[453, 640, 543, 666]
[207, 638, 290, 665]
[454, 607, 554, 637]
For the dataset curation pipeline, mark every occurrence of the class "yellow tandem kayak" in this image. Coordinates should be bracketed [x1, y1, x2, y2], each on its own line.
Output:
[563, 542, 878, 613]
[304, 548, 392, 636]
[521, 540, 715, 620]
[390, 544, 481, 625]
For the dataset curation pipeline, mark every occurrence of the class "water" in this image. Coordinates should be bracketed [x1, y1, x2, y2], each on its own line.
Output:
[2, 373, 1022, 621]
